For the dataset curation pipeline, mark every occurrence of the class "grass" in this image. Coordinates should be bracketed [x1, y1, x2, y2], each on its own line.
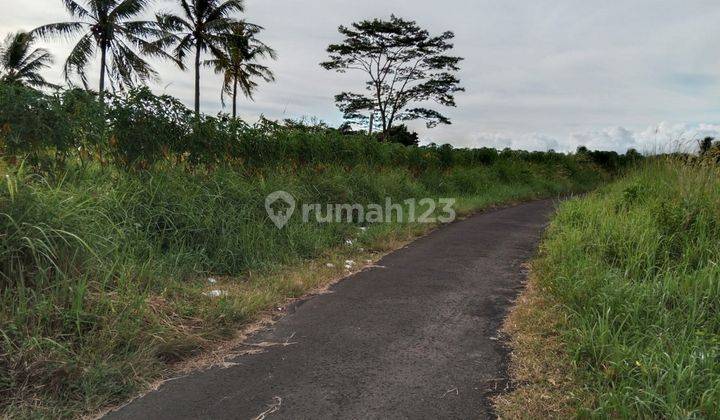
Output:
[494, 270, 592, 418]
[0, 156, 606, 418]
[499, 158, 720, 417]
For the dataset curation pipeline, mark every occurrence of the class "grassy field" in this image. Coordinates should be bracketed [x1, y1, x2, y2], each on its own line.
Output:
[0, 153, 608, 417]
[498, 158, 720, 418]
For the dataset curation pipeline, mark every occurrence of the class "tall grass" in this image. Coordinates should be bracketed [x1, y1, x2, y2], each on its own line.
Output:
[537, 158, 720, 417]
[0, 156, 606, 417]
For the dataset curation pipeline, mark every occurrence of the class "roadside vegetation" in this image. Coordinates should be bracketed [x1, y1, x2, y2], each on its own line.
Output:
[499, 155, 720, 418]
[0, 83, 633, 417]
[0, 1, 646, 417]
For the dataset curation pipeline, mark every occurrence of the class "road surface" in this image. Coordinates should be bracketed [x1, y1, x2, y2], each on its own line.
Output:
[107, 199, 556, 420]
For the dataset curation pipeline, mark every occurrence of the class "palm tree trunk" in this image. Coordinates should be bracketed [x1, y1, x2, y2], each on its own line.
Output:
[232, 76, 238, 119]
[194, 43, 201, 115]
[99, 42, 107, 98]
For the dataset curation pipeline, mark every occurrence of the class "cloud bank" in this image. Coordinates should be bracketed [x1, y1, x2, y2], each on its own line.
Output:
[461, 122, 720, 154]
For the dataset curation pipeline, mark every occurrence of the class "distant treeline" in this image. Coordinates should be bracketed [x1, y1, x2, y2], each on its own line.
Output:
[0, 83, 641, 172]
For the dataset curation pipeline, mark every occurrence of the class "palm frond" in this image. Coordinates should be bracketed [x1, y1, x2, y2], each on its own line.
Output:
[122, 30, 177, 63]
[171, 34, 194, 64]
[21, 72, 60, 89]
[0, 32, 56, 89]
[203, 16, 234, 35]
[110, 0, 151, 20]
[109, 40, 159, 88]
[206, 0, 245, 22]
[156, 13, 193, 32]
[16, 49, 54, 75]
[32, 22, 87, 40]
[179, 0, 194, 21]
[62, 32, 95, 88]
[62, 0, 91, 19]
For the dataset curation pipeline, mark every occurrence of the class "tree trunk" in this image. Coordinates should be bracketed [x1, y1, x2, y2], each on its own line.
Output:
[232, 76, 238, 119]
[99, 42, 107, 99]
[194, 43, 201, 115]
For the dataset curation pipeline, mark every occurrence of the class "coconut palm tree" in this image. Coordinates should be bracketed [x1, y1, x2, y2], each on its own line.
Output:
[205, 22, 276, 119]
[156, 0, 245, 115]
[0, 32, 56, 89]
[33, 0, 171, 97]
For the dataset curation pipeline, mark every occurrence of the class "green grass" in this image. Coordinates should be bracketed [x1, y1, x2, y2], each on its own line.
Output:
[535, 158, 720, 417]
[0, 157, 605, 417]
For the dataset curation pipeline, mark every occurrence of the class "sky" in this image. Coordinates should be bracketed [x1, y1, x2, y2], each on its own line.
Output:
[2, 0, 720, 153]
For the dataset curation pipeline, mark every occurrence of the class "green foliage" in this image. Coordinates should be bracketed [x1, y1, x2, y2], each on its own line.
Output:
[156, 0, 246, 114]
[0, 84, 104, 166]
[32, 0, 171, 95]
[105, 87, 193, 166]
[1, 84, 635, 174]
[0, 79, 631, 418]
[537, 159, 720, 417]
[0, 32, 56, 89]
[204, 21, 276, 118]
[321, 15, 464, 133]
[382, 124, 419, 146]
[0, 135, 611, 417]
[699, 137, 714, 156]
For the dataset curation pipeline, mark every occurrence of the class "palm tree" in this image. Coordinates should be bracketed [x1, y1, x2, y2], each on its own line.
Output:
[156, 0, 245, 115]
[0, 32, 56, 89]
[205, 22, 276, 119]
[33, 0, 171, 97]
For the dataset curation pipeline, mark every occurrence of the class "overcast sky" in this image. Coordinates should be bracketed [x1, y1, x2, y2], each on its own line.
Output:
[2, 0, 720, 152]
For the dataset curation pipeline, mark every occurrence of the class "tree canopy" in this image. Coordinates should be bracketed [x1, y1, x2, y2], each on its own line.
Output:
[156, 0, 246, 114]
[0, 32, 56, 89]
[204, 21, 276, 118]
[33, 0, 171, 96]
[321, 15, 464, 135]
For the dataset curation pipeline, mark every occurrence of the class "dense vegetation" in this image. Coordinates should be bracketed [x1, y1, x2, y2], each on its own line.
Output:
[531, 158, 720, 417]
[0, 83, 640, 171]
[0, 82, 629, 417]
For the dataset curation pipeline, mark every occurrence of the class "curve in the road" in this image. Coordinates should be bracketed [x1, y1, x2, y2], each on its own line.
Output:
[107, 199, 557, 420]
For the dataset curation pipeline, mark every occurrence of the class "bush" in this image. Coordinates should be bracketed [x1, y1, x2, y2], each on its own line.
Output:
[537, 159, 720, 417]
[0, 84, 639, 173]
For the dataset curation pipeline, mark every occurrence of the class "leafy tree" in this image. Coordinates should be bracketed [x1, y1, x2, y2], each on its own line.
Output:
[33, 0, 170, 97]
[0, 32, 56, 89]
[156, 0, 245, 115]
[205, 21, 276, 119]
[383, 124, 419, 146]
[321, 15, 464, 135]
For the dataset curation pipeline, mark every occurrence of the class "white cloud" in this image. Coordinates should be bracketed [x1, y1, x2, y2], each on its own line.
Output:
[467, 132, 560, 152]
[463, 122, 720, 154]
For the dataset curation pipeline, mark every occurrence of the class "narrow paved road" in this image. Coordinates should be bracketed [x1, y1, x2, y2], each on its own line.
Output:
[107, 199, 556, 420]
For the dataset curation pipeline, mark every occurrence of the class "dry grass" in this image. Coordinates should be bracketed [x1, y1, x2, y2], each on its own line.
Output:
[95, 229, 426, 418]
[493, 268, 592, 419]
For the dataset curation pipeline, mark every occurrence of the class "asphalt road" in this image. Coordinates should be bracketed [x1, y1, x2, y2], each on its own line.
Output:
[106, 199, 556, 420]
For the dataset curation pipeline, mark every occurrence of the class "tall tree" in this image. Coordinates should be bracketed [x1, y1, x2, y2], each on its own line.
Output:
[33, 0, 169, 97]
[205, 21, 276, 118]
[156, 0, 245, 115]
[321, 15, 464, 135]
[0, 32, 56, 89]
